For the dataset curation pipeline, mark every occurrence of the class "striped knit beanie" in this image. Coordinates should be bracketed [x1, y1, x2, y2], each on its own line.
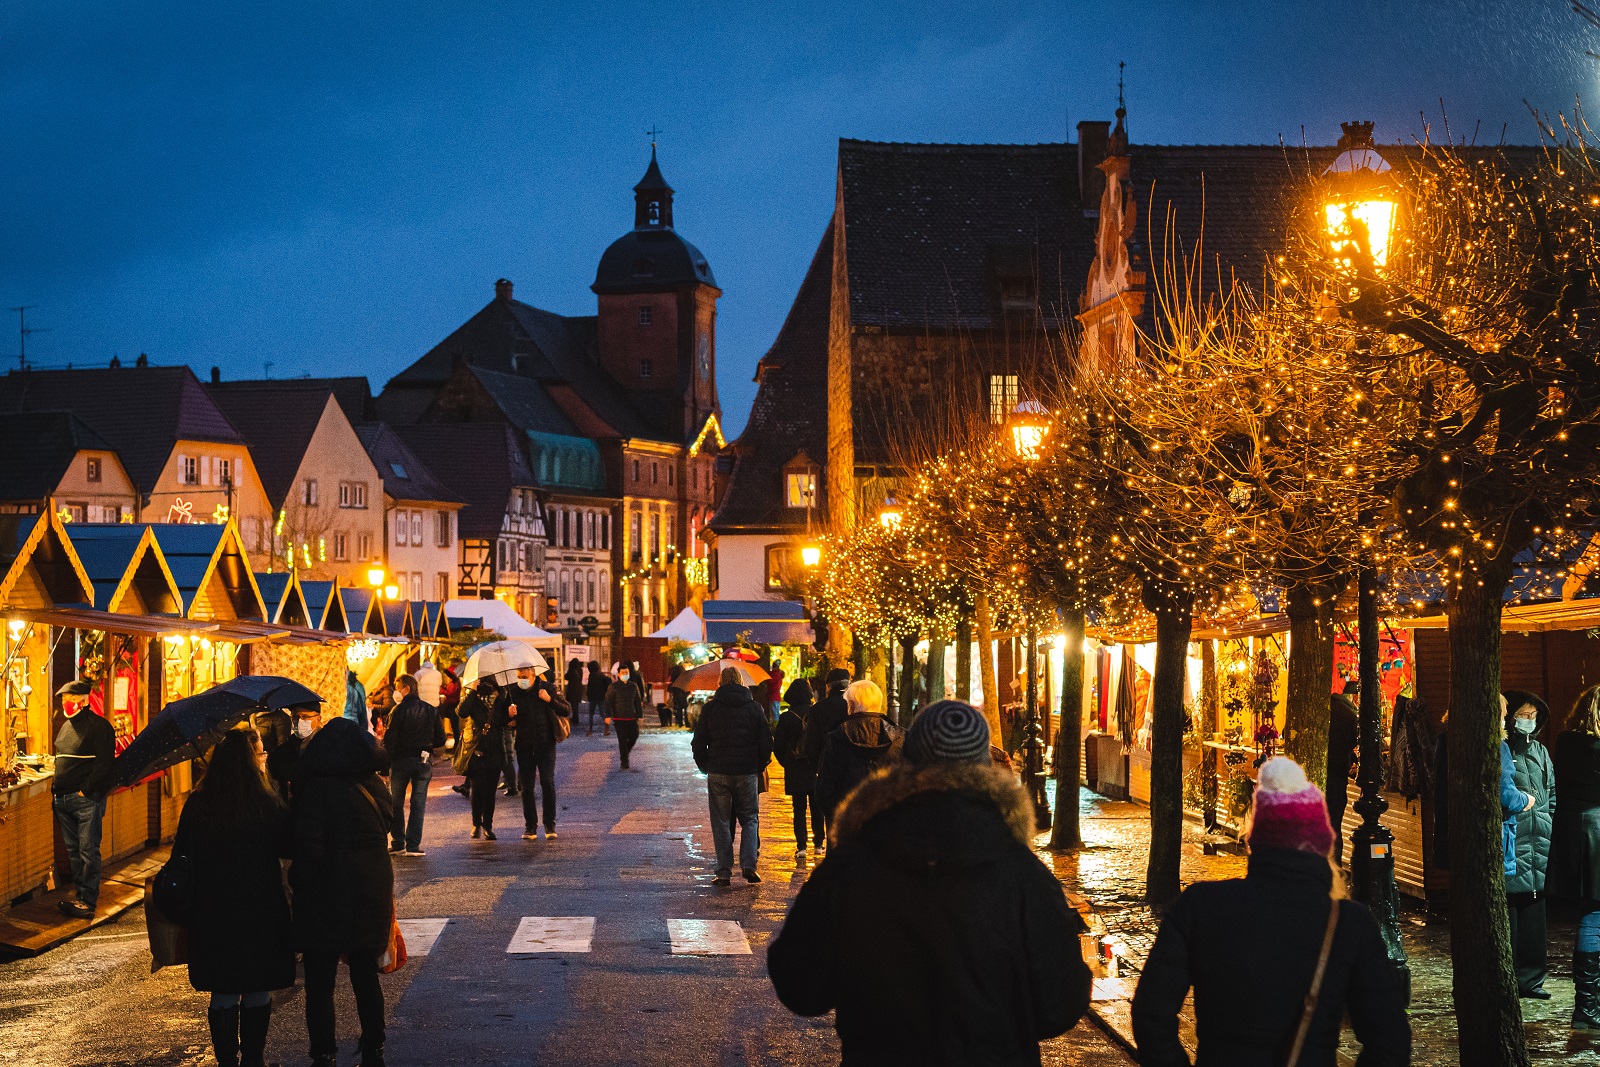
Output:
[905, 700, 991, 766]
[1246, 756, 1335, 856]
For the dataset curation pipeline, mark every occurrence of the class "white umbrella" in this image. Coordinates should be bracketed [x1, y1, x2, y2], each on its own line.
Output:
[461, 640, 548, 686]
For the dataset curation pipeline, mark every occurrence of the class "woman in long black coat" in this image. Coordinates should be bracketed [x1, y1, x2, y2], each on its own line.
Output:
[456, 678, 506, 839]
[1553, 684, 1600, 1029]
[289, 717, 395, 1067]
[176, 728, 295, 1067]
[586, 660, 610, 736]
[773, 679, 819, 857]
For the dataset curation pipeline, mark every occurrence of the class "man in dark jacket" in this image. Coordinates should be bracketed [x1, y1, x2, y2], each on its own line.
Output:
[814, 679, 902, 818]
[605, 665, 645, 769]
[381, 674, 444, 856]
[508, 666, 569, 839]
[51, 679, 115, 918]
[800, 668, 852, 847]
[1327, 688, 1359, 862]
[691, 669, 774, 886]
[1505, 689, 1556, 998]
[769, 700, 1091, 1065]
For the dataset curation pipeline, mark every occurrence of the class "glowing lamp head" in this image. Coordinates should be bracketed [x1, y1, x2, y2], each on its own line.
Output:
[800, 544, 822, 568]
[878, 495, 903, 530]
[367, 564, 385, 588]
[1007, 399, 1050, 462]
[1322, 121, 1396, 271]
[383, 583, 399, 600]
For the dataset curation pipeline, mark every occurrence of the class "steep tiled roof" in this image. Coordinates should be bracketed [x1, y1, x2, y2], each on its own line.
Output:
[209, 376, 372, 425]
[838, 140, 1098, 330]
[353, 423, 462, 505]
[0, 411, 118, 501]
[0, 366, 245, 497]
[206, 387, 334, 508]
[710, 223, 833, 531]
[461, 366, 582, 436]
[392, 422, 535, 540]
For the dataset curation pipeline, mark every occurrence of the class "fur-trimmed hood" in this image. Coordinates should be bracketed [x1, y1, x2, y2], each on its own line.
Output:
[830, 760, 1036, 858]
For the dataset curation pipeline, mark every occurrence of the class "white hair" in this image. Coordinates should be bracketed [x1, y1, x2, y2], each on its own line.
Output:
[845, 679, 884, 716]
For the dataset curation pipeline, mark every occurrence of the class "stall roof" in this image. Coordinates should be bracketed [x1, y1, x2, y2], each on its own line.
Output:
[338, 585, 380, 635]
[299, 579, 348, 632]
[409, 601, 431, 638]
[0, 510, 93, 610]
[426, 601, 450, 639]
[254, 571, 313, 627]
[149, 521, 266, 622]
[380, 598, 411, 638]
[63, 523, 182, 616]
[701, 600, 814, 645]
[2, 605, 217, 637]
[441, 597, 561, 646]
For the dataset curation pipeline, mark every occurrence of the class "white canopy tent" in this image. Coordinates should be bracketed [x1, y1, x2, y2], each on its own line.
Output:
[649, 607, 705, 642]
[442, 598, 563, 650]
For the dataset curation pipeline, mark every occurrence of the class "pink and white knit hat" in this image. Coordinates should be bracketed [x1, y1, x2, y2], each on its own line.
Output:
[1247, 757, 1335, 856]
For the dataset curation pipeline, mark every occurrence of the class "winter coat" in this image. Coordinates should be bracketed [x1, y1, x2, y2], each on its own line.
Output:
[586, 668, 611, 710]
[768, 760, 1091, 1066]
[1552, 730, 1600, 902]
[173, 792, 295, 994]
[773, 704, 814, 794]
[800, 688, 849, 764]
[453, 690, 506, 775]
[604, 678, 644, 721]
[1500, 741, 1529, 878]
[344, 672, 368, 731]
[814, 713, 904, 817]
[250, 708, 293, 758]
[691, 683, 773, 776]
[1432, 732, 1534, 875]
[507, 679, 569, 755]
[51, 708, 115, 796]
[1131, 848, 1410, 1067]
[381, 694, 443, 760]
[288, 719, 395, 954]
[1327, 695, 1359, 806]
[1504, 697, 1555, 895]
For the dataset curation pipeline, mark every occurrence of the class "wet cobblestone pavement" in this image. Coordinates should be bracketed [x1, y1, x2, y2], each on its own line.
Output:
[1036, 782, 1600, 1064]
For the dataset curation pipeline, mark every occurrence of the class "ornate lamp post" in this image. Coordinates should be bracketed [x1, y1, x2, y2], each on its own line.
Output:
[1008, 400, 1053, 829]
[1321, 120, 1410, 1001]
[878, 495, 903, 530]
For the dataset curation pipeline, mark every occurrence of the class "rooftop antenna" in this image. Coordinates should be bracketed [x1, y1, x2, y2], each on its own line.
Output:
[264, 360, 274, 379]
[11, 305, 49, 369]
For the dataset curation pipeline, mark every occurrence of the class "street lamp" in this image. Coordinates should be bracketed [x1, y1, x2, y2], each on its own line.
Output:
[1007, 399, 1053, 829]
[878, 494, 903, 530]
[383, 583, 399, 601]
[367, 563, 386, 589]
[800, 544, 821, 569]
[1323, 119, 1410, 1002]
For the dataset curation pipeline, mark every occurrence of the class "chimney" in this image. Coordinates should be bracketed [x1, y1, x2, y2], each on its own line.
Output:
[210, 366, 221, 384]
[1077, 120, 1111, 210]
[495, 278, 514, 302]
[135, 353, 149, 368]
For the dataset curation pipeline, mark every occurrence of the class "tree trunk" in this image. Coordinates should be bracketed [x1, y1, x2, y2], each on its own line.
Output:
[1143, 578, 1194, 909]
[1199, 639, 1220, 830]
[883, 640, 896, 711]
[976, 593, 1001, 742]
[955, 617, 972, 703]
[925, 630, 946, 704]
[1446, 571, 1528, 1067]
[1050, 606, 1086, 850]
[1282, 578, 1345, 789]
[898, 634, 919, 726]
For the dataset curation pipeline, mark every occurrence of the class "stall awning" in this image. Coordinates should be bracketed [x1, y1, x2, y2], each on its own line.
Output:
[2, 605, 218, 637]
[208, 619, 293, 645]
[702, 600, 814, 645]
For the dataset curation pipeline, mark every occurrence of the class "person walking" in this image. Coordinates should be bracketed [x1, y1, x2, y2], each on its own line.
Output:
[605, 663, 645, 770]
[289, 717, 394, 1067]
[454, 678, 506, 840]
[263, 706, 322, 800]
[1131, 755, 1411, 1066]
[691, 667, 773, 886]
[813, 679, 902, 819]
[381, 673, 443, 856]
[769, 700, 1093, 1064]
[51, 679, 114, 919]
[586, 660, 610, 736]
[507, 666, 568, 840]
[564, 657, 586, 719]
[768, 661, 787, 722]
[1505, 689, 1556, 1000]
[800, 668, 851, 848]
[1553, 684, 1600, 1029]
[773, 679, 819, 859]
[344, 669, 368, 731]
[175, 730, 295, 1067]
[413, 658, 442, 709]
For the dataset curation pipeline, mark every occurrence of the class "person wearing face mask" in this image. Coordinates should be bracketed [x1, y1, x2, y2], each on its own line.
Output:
[504, 666, 569, 840]
[604, 664, 645, 770]
[1504, 690, 1556, 1001]
[381, 674, 445, 857]
[265, 706, 323, 801]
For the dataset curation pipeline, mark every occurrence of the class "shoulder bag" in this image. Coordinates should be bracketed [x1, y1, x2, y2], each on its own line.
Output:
[1284, 898, 1341, 1067]
[152, 852, 195, 925]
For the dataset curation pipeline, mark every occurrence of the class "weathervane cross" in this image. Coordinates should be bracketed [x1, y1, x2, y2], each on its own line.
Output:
[646, 125, 662, 147]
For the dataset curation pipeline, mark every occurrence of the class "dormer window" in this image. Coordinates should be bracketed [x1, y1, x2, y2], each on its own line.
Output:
[781, 451, 820, 510]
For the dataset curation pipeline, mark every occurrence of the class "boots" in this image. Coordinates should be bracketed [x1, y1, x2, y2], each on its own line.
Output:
[207, 1005, 240, 1067]
[238, 1002, 272, 1067]
[1574, 951, 1600, 1030]
[356, 1042, 386, 1067]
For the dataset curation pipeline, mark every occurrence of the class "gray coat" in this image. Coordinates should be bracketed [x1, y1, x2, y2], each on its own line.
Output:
[1505, 698, 1555, 895]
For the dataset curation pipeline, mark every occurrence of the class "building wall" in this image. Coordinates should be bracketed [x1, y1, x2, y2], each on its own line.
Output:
[51, 449, 139, 522]
[491, 487, 546, 622]
[543, 495, 613, 630]
[709, 533, 805, 602]
[273, 399, 387, 585]
[143, 441, 274, 561]
[386, 501, 459, 602]
[597, 292, 681, 392]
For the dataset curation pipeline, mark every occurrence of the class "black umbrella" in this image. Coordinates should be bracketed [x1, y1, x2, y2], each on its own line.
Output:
[111, 675, 323, 787]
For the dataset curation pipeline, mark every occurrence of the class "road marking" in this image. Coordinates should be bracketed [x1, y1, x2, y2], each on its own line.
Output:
[507, 916, 595, 953]
[667, 918, 751, 955]
[396, 918, 449, 956]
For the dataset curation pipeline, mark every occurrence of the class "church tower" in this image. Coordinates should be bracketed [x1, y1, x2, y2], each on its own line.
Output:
[592, 146, 721, 441]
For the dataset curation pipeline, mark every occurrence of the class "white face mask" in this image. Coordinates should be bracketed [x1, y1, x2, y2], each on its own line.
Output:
[295, 718, 316, 739]
[516, 678, 533, 690]
[1514, 718, 1538, 736]
[618, 673, 630, 684]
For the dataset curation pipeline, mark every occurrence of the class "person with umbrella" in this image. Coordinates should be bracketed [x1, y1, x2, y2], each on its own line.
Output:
[454, 678, 507, 840]
[507, 665, 568, 840]
[264, 706, 323, 801]
[175, 729, 296, 1067]
[51, 679, 114, 919]
[605, 663, 645, 770]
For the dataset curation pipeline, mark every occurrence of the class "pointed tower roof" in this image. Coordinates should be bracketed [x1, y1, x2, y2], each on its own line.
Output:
[632, 144, 676, 230]
[634, 145, 673, 196]
[595, 146, 716, 294]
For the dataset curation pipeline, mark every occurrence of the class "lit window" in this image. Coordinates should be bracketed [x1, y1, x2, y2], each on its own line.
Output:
[86, 457, 101, 483]
[989, 374, 1019, 423]
[765, 545, 797, 589]
[630, 512, 642, 562]
[785, 471, 817, 509]
[182, 456, 199, 485]
[390, 462, 408, 478]
[217, 458, 231, 486]
[639, 359, 653, 380]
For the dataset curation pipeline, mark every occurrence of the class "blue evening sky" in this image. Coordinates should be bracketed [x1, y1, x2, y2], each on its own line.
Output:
[0, 1, 1586, 437]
